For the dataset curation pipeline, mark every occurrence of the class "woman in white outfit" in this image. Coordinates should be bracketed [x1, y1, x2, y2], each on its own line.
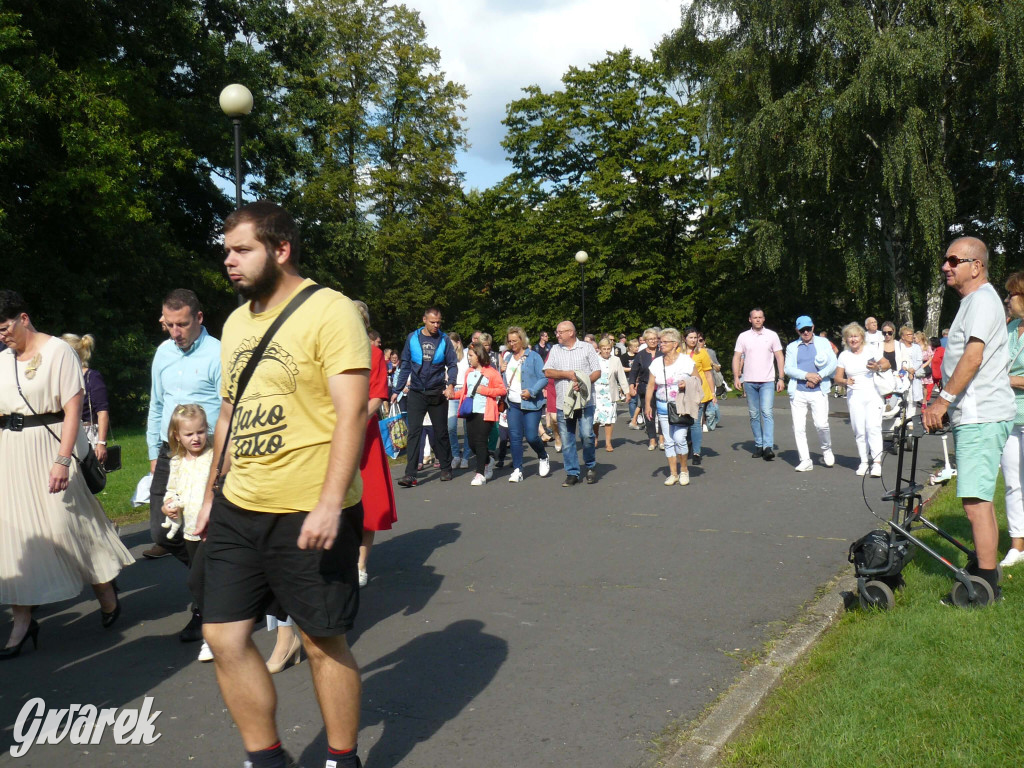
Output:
[644, 328, 696, 486]
[834, 322, 889, 477]
[999, 272, 1024, 567]
[894, 325, 924, 423]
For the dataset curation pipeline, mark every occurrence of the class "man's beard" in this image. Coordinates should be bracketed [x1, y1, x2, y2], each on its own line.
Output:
[236, 255, 282, 301]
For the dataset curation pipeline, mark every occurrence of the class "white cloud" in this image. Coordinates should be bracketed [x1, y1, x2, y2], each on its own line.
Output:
[399, 0, 684, 189]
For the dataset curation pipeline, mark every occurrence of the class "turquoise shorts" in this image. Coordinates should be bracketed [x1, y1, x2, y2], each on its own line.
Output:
[953, 421, 1014, 501]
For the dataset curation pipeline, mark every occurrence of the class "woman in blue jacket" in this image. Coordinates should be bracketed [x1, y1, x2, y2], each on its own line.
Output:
[501, 327, 551, 482]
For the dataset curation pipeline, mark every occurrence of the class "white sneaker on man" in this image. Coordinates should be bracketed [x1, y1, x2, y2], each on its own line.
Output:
[999, 548, 1024, 568]
[538, 457, 551, 477]
[855, 463, 869, 476]
[823, 449, 835, 467]
[198, 641, 214, 663]
[870, 463, 883, 477]
[508, 468, 524, 483]
[470, 474, 486, 486]
[795, 459, 813, 472]
[484, 460, 494, 480]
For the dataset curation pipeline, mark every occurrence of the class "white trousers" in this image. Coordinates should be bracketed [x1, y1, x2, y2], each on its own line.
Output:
[790, 390, 831, 462]
[848, 391, 884, 465]
[1000, 424, 1024, 538]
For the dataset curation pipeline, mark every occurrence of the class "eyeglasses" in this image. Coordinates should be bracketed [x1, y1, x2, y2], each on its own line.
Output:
[0, 320, 17, 336]
[944, 256, 978, 268]
[883, 330, 894, 336]
[659, 339, 676, 345]
[798, 327, 813, 333]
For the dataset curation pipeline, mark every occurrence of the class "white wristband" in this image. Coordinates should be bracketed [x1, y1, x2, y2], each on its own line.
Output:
[939, 389, 956, 403]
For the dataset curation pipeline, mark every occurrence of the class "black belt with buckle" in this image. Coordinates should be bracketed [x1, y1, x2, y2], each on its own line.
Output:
[0, 412, 65, 431]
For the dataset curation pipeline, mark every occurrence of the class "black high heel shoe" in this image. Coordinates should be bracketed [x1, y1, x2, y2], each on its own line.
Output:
[100, 581, 121, 629]
[0, 620, 39, 660]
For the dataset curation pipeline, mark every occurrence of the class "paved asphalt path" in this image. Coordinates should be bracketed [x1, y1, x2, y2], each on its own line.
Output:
[0, 397, 948, 767]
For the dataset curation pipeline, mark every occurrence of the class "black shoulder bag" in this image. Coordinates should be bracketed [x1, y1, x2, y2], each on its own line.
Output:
[212, 284, 324, 491]
[661, 358, 694, 427]
[13, 355, 107, 494]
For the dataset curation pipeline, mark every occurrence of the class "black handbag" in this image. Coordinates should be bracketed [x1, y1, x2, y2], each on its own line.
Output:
[661, 360, 694, 427]
[13, 355, 106, 494]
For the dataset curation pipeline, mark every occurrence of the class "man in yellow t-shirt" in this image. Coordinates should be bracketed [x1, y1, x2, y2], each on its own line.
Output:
[196, 201, 369, 768]
[685, 326, 717, 465]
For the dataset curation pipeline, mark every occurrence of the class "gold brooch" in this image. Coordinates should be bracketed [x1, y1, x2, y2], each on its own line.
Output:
[24, 353, 41, 380]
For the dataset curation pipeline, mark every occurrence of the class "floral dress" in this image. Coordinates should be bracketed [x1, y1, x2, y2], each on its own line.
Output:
[594, 357, 616, 426]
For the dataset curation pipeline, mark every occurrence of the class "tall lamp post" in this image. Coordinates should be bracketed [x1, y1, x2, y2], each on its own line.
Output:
[218, 84, 254, 209]
[575, 250, 589, 337]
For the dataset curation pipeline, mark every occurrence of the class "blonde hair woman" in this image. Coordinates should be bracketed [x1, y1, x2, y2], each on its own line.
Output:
[834, 322, 886, 476]
[61, 333, 111, 466]
[594, 338, 629, 451]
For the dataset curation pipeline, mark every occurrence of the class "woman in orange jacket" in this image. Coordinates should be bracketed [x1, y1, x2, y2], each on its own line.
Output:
[458, 341, 507, 486]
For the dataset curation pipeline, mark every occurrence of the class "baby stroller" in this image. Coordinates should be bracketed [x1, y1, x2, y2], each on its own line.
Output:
[848, 394, 1000, 609]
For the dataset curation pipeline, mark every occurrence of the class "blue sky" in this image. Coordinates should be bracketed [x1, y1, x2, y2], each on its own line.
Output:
[405, 0, 683, 191]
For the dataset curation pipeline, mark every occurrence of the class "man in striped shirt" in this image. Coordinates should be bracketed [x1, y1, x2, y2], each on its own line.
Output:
[543, 321, 602, 486]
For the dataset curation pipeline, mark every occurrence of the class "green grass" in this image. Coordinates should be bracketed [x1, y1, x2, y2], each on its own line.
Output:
[712, 480, 1024, 768]
[96, 427, 152, 526]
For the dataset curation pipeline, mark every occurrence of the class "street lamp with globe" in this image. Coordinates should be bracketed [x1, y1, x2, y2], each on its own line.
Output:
[575, 250, 589, 337]
[218, 84, 254, 210]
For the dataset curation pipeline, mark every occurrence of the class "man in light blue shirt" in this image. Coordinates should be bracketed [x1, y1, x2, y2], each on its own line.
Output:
[144, 289, 221, 639]
[784, 315, 838, 472]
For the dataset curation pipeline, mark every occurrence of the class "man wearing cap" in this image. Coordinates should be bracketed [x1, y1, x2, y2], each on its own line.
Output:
[733, 308, 785, 459]
[784, 316, 838, 471]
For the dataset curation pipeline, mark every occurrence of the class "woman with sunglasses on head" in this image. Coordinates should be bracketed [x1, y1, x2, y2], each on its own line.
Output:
[0, 291, 133, 659]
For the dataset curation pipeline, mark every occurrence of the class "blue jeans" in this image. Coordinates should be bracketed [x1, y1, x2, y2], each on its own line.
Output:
[688, 401, 708, 455]
[447, 400, 471, 462]
[744, 381, 776, 449]
[507, 402, 549, 470]
[557, 404, 596, 477]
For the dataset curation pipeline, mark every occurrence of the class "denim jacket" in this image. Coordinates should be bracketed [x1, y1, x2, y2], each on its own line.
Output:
[503, 349, 548, 411]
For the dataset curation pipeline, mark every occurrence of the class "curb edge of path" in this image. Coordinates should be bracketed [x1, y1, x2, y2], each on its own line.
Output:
[663, 479, 943, 768]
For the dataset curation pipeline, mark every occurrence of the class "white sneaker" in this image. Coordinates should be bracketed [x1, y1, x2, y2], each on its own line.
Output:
[999, 548, 1024, 568]
[484, 460, 494, 480]
[460, 457, 470, 469]
[870, 463, 883, 477]
[855, 463, 869, 476]
[823, 449, 835, 467]
[538, 457, 551, 477]
[664, 474, 678, 486]
[795, 460, 813, 472]
[508, 468, 524, 483]
[358, 568, 368, 587]
[678, 472, 690, 486]
[470, 473, 486, 486]
[198, 641, 214, 663]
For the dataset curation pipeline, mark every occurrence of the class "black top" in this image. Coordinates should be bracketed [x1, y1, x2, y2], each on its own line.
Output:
[628, 348, 660, 389]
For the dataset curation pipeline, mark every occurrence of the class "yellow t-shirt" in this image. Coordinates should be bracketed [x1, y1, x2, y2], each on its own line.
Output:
[689, 348, 714, 403]
[220, 280, 370, 513]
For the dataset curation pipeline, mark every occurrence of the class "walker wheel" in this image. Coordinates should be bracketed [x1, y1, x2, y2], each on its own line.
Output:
[950, 576, 995, 608]
[859, 580, 895, 610]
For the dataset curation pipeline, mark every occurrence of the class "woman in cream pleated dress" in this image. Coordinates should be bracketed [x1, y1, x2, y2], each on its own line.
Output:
[0, 291, 133, 659]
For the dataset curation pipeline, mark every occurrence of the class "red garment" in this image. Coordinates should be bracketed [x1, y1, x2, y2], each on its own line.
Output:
[361, 346, 397, 532]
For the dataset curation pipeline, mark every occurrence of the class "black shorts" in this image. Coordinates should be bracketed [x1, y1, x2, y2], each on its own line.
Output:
[203, 491, 363, 636]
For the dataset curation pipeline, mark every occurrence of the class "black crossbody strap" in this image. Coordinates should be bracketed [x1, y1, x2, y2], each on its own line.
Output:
[214, 284, 324, 484]
[12, 354, 85, 464]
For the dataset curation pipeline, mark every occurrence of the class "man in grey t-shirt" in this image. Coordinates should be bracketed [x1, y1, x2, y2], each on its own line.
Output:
[923, 236, 1015, 604]
[543, 321, 602, 486]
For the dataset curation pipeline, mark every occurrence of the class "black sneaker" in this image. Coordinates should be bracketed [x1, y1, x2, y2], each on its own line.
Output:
[751, 447, 764, 458]
[585, 468, 598, 484]
[179, 609, 203, 643]
[691, 454, 702, 466]
[439, 470, 453, 482]
[397, 476, 418, 488]
[762, 447, 775, 461]
[562, 475, 580, 487]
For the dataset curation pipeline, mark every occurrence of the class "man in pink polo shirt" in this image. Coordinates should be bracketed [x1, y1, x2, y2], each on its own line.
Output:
[732, 308, 785, 460]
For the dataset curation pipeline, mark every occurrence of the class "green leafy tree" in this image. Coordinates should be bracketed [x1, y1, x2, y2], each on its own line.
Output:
[662, 0, 1024, 335]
